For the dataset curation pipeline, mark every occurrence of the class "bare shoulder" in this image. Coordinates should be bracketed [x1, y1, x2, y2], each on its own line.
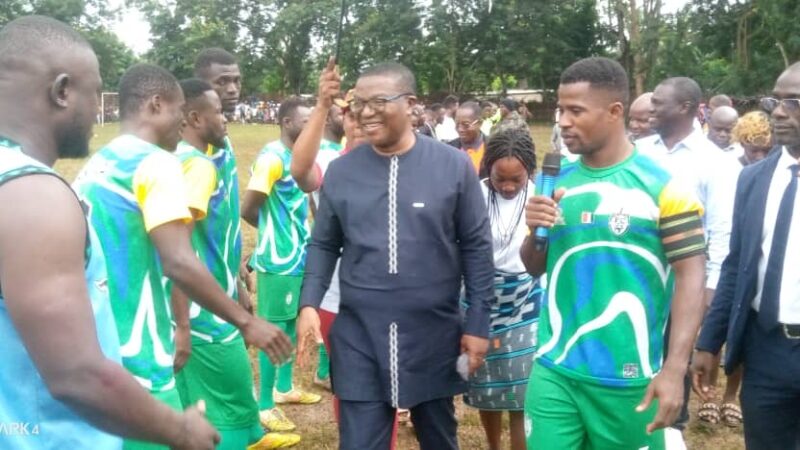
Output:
[0, 173, 85, 240]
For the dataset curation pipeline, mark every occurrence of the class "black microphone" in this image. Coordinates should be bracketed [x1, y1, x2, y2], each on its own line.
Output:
[534, 152, 562, 252]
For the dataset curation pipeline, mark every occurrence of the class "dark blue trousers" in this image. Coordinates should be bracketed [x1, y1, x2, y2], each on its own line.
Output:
[339, 397, 458, 450]
[741, 313, 800, 450]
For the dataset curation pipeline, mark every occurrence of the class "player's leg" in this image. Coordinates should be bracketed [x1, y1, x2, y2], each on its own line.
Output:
[256, 272, 297, 432]
[270, 274, 320, 406]
[524, 363, 586, 450]
[179, 338, 301, 449]
[316, 342, 330, 386]
[580, 381, 664, 450]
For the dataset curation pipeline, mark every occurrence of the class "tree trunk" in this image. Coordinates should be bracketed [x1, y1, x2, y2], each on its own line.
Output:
[628, 0, 645, 97]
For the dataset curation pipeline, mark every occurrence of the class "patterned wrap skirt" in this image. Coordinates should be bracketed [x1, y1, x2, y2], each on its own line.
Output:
[464, 270, 542, 411]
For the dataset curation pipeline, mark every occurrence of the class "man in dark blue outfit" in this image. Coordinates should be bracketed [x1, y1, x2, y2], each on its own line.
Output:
[693, 62, 800, 449]
[297, 62, 494, 450]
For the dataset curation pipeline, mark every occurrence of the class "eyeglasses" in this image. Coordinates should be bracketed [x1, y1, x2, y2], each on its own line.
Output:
[350, 93, 412, 114]
[456, 119, 480, 130]
[761, 97, 800, 114]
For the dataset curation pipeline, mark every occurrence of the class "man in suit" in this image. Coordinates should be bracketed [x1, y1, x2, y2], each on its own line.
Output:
[693, 62, 800, 449]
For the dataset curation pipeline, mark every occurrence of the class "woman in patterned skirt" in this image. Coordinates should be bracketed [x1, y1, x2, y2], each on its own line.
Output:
[465, 129, 542, 450]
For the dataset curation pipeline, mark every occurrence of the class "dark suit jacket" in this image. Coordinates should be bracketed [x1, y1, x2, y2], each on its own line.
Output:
[696, 148, 783, 373]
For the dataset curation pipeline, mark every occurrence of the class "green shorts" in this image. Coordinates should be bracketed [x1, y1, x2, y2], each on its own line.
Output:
[257, 272, 302, 321]
[124, 388, 183, 450]
[524, 362, 665, 450]
[175, 337, 260, 432]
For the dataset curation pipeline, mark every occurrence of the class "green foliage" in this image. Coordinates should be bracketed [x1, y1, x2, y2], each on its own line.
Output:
[3, 0, 796, 98]
[0, 0, 134, 90]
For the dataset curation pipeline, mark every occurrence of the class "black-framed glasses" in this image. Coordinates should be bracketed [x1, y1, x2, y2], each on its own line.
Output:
[456, 119, 480, 130]
[761, 97, 800, 114]
[350, 93, 412, 114]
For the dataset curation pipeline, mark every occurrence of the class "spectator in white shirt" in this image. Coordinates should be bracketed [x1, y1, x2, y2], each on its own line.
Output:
[640, 77, 740, 297]
[435, 95, 459, 141]
[708, 106, 742, 156]
[638, 76, 741, 433]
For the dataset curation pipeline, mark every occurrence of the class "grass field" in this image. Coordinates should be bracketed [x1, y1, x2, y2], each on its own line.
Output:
[54, 123, 745, 449]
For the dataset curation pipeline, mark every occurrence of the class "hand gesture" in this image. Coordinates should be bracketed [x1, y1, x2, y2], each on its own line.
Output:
[636, 366, 686, 433]
[173, 325, 192, 373]
[460, 334, 489, 375]
[525, 188, 566, 231]
[690, 350, 718, 402]
[172, 401, 220, 450]
[241, 317, 293, 365]
[317, 56, 341, 109]
[296, 306, 323, 368]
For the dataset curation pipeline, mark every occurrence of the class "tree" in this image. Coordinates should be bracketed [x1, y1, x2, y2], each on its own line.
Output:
[0, 0, 135, 90]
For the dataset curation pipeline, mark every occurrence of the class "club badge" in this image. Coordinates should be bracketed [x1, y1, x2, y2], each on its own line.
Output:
[609, 209, 630, 236]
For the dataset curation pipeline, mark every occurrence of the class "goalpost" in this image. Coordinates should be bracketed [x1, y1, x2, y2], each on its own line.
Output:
[100, 92, 119, 126]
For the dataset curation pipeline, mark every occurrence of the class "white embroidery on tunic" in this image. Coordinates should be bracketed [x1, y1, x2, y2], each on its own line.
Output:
[388, 155, 399, 274]
[389, 322, 399, 408]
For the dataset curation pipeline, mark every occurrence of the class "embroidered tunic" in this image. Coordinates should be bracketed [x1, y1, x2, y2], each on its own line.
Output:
[300, 135, 494, 407]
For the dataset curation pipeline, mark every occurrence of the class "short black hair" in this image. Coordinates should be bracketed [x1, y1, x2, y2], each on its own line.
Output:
[179, 78, 214, 108]
[659, 77, 702, 114]
[278, 96, 307, 124]
[458, 101, 482, 119]
[0, 15, 91, 66]
[194, 48, 238, 77]
[119, 63, 180, 120]
[443, 95, 459, 108]
[359, 62, 417, 95]
[430, 103, 444, 112]
[560, 57, 630, 106]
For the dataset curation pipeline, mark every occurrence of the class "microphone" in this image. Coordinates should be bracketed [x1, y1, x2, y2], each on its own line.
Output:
[534, 152, 562, 252]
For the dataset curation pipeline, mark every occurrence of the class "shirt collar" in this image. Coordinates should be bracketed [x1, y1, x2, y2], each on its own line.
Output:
[779, 146, 800, 170]
[645, 129, 704, 154]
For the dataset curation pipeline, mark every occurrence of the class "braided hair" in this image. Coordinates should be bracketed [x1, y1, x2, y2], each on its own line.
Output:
[483, 129, 537, 251]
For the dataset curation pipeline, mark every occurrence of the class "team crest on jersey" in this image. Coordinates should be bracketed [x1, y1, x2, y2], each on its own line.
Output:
[609, 209, 630, 236]
[285, 292, 293, 305]
[623, 363, 639, 378]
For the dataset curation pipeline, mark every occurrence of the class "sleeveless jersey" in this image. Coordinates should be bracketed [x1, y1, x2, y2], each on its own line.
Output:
[0, 137, 122, 449]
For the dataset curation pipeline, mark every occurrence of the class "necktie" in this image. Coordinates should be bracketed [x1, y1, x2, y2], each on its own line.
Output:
[759, 163, 800, 330]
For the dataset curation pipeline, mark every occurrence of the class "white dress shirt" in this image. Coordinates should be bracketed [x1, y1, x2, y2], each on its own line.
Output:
[637, 129, 741, 289]
[435, 115, 459, 142]
[752, 147, 800, 324]
[722, 142, 744, 158]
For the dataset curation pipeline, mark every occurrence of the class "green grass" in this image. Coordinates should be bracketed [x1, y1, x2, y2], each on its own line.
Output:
[54, 123, 745, 449]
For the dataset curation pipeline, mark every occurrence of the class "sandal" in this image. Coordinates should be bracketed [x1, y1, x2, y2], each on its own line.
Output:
[720, 402, 743, 428]
[698, 402, 720, 424]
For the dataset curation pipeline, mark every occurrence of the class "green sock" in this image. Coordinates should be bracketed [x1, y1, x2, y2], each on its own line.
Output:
[317, 343, 330, 380]
[259, 348, 277, 409]
[275, 318, 296, 394]
[259, 319, 294, 409]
